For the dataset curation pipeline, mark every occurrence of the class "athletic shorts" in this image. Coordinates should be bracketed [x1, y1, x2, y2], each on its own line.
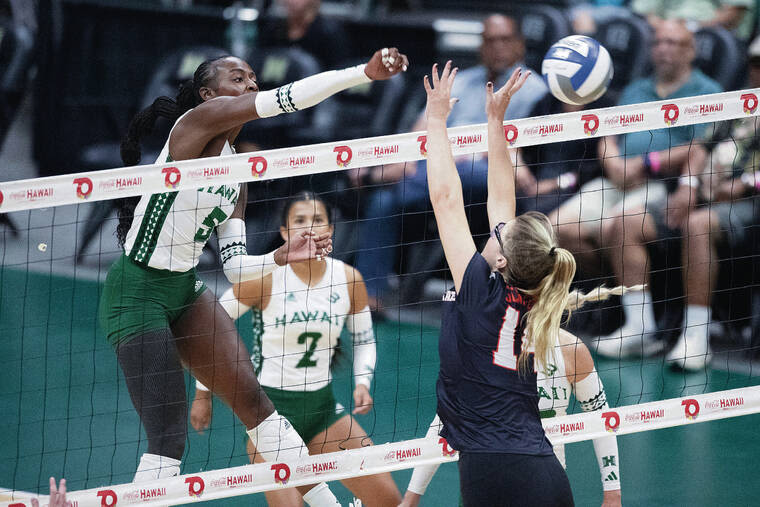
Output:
[99, 254, 207, 345]
[556, 176, 667, 232]
[262, 384, 345, 444]
[458, 451, 574, 507]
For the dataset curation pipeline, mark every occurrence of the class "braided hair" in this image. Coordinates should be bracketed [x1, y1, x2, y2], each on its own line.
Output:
[116, 56, 231, 248]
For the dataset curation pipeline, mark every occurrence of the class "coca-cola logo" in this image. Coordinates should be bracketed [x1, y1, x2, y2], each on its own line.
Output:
[581, 114, 599, 135]
[439, 437, 457, 457]
[97, 489, 117, 506]
[503, 124, 518, 145]
[661, 104, 679, 126]
[602, 411, 620, 432]
[185, 476, 205, 497]
[334, 145, 353, 167]
[249, 156, 267, 177]
[272, 463, 291, 485]
[73, 177, 93, 199]
[417, 135, 427, 156]
[162, 166, 181, 189]
[741, 93, 758, 115]
[682, 399, 700, 420]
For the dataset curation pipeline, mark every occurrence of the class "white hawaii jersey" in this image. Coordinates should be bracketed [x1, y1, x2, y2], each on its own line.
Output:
[537, 347, 571, 468]
[124, 114, 240, 271]
[255, 258, 351, 391]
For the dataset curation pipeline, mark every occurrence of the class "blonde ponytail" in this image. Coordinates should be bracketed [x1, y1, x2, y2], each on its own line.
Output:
[519, 247, 576, 373]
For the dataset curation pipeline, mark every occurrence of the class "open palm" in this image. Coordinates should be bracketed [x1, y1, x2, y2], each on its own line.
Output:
[486, 66, 531, 120]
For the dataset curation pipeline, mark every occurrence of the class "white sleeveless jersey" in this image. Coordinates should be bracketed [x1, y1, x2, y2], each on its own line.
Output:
[124, 113, 240, 271]
[255, 258, 351, 391]
[537, 346, 572, 468]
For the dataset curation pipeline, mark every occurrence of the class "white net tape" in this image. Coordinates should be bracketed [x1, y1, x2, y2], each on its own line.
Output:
[0, 89, 757, 213]
[3, 385, 759, 506]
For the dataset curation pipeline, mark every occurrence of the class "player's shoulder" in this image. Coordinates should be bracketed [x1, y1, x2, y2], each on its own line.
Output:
[557, 329, 594, 382]
[341, 260, 365, 284]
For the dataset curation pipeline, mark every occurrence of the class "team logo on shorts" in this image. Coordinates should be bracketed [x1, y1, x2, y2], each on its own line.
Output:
[601, 411, 620, 433]
[661, 104, 679, 126]
[334, 145, 353, 167]
[503, 124, 518, 145]
[741, 93, 758, 115]
[162, 166, 182, 189]
[73, 177, 94, 199]
[581, 114, 599, 135]
[682, 398, 700, 420]
[249, 156, 268, 177]
[272, 463, 291, 485]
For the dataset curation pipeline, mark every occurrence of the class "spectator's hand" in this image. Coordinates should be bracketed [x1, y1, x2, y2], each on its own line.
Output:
[424, 61, 458, 123]
[32, 477, 70, 507]
[365, 47, 408, 80]
[666, 184, 697, 229]
[352, 384, 373, 415]
[485, 66, 530, 120]
[191, 391, 213, 433]
[601, 489, 621, 507]
[275, 230, 333, 265]
[606, 156, 646, 190]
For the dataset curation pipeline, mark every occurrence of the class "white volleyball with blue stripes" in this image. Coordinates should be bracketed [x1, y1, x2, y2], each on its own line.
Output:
[541, 35, 613, 105]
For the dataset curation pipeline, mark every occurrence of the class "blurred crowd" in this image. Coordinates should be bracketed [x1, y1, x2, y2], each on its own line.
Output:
[2, 0, 760, 368]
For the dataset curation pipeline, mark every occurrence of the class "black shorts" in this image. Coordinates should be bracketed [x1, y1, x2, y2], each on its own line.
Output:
[458, 451, 574, 507]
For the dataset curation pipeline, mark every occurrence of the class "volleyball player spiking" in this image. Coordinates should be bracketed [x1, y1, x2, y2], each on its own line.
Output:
[98, 48, 408, 507]
[422, 61, 631, 506]
[192, 191, 401, 506]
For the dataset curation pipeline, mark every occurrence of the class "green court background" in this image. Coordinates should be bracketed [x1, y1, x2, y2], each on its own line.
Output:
[2, 268, 760, 506]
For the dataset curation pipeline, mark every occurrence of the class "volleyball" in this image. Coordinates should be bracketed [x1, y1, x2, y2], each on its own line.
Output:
[541, 35, 613, 106]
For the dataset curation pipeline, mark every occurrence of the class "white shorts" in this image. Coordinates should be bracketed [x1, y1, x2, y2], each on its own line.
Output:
[555, 177, 668, 232]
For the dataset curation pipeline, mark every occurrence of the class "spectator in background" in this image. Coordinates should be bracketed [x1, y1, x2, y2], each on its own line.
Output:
[258, 0, 350, 69]
[516, 92, 613, 217]
[595, 38, 760, 367]
[569, 0, 635, 35]
[550, 19, 721, 342]
[632, 0, 755, 41]
[353, 13, 548, 310]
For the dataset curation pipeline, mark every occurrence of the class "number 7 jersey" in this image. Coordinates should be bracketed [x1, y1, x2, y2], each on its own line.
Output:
[124, 114, 240, 271]
[255, 258, 351, 391]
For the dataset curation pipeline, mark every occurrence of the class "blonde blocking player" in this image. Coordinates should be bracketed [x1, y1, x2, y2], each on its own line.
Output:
[400, 66, 622, 507]
[192, 191, 401, 507]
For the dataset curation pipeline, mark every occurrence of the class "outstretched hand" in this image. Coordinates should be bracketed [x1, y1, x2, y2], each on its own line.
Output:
[274, 230, 333, 265]
[32, 477, 71, 507]
[486, 66, 531, 120]
[365, 47, 409, 80]
[424, 61, 458, 122]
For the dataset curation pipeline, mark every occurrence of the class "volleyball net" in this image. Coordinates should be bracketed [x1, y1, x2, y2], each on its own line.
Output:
[2, 89, 760, 506]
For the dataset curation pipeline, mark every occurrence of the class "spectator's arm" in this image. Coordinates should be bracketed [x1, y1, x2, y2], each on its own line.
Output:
[702, 4, 749, 31]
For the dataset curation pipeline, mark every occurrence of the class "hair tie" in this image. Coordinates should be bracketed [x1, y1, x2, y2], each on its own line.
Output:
[549, 246, 557, 256]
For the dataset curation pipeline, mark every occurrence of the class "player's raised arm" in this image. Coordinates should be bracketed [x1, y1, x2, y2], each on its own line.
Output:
[424, 61, 475, 292]
[486, 67, 530, 228]
[171, 48, 408, 160]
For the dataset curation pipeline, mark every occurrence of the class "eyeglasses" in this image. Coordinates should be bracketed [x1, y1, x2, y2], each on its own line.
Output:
[491, 222, 506, 251]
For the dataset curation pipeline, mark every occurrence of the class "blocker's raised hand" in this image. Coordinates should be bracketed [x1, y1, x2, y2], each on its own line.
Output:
[424, 61, 459, 122]
[486, 66, 531, 120]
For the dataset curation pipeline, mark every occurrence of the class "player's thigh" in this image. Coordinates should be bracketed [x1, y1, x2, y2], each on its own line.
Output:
[308, 416, 401, 506]
[171, 289, 270, 424]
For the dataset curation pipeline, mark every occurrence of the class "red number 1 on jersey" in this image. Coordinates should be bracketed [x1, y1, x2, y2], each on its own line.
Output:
[493, 306, 534, 372]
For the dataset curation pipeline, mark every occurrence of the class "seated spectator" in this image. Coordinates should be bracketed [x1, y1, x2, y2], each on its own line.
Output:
[632, 0, 755, 41]
[516, 93, 613, 217]
[596, 39, 760, 368]
[550, 20, 721, 283]
[353, 13, 548, 310]
[569, 1, 637, 35]
[258, 0, 351, 69]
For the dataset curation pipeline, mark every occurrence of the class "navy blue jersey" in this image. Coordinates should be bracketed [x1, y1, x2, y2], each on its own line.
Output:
[437, 252, 554, 455]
